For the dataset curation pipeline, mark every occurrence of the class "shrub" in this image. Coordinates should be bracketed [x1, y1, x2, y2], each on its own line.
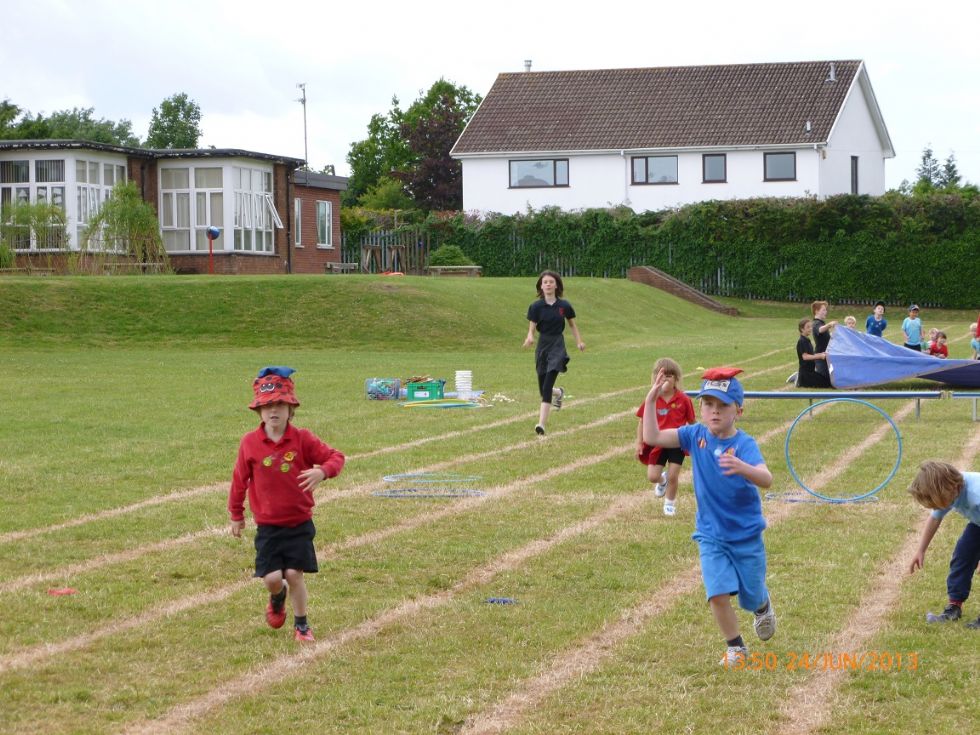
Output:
[428, 243, 474, 266]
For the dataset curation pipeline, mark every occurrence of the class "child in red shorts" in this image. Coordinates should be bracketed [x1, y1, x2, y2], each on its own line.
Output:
[229, 367, 345, 642]
[635, 357, 696, 516]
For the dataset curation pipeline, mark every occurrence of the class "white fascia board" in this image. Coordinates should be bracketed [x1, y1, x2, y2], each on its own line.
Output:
[453, 142, 825, 160]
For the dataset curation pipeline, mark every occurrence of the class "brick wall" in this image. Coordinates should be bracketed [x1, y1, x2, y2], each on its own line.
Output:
[290, 183, 343, 274]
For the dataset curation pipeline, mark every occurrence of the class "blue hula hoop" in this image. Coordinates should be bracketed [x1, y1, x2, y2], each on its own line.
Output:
[784, 397, 902, 503]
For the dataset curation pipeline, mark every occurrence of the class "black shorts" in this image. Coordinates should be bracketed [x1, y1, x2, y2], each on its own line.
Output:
[253, 519, 318, 577]
[658, 447, 686, 466]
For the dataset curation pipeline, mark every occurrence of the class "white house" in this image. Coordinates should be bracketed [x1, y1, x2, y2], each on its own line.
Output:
[451, 60, 894, 214]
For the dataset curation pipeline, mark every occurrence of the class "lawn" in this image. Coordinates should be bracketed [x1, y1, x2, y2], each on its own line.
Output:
[0, 274, 977, 734]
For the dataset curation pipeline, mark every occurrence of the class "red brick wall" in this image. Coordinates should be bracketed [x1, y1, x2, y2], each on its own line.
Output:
[290, 183, 342, 274]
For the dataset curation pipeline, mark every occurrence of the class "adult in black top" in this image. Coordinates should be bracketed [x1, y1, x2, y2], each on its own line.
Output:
[523, 270, 585, 435]
[810, 300, 837, 382]
[796, 318, 830, 388]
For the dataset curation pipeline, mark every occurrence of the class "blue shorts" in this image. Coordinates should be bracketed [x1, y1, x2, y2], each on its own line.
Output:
[694, 532, 768, 612]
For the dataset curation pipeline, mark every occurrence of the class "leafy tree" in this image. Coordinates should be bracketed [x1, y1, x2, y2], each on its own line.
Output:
[915, 147, 941, 188]
[344, 79, 481, 210]
[0, 100, 139, 145]
[938, 153, 961, 188]
[145, 93, 202, 149]
[393, 80, 479, 212]
[358, 176, 416, 210]
[343, 104, 410, 207]
[82, 181, 168, 265]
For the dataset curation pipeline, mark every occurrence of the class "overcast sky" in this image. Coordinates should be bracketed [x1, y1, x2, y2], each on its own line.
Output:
[4, 0, 979, 191]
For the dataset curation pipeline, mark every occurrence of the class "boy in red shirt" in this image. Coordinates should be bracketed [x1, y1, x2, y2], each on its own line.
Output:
[229, 367, 345, 642]
[635, 357, 696, 516]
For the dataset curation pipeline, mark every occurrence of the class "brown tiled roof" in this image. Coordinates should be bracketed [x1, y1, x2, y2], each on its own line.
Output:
[452, 61, 862, 155]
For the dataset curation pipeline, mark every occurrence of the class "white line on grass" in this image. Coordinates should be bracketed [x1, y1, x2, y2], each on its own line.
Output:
[114, 451, 643, 735]
[774, 422, 980, 734]
[0, 442, 631, 676]
[0, 386, 644, 546]
[457, 400, 919, 734]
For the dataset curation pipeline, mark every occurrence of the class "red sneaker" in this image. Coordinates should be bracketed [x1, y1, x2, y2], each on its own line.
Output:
[294, 626, 315, 642]
[265, 583, 288, 629]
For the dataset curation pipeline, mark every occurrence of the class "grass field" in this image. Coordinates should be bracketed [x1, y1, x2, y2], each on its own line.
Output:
[1, 274, 978, 734]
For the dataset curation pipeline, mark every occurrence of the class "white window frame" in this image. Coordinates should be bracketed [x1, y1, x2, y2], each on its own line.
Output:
[1, 157, 70, 251]
[294, 197, 302, 247]
[316, 200, 332, 248]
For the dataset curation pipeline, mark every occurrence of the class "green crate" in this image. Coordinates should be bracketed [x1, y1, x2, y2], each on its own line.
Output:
[406, 380, 445, 400]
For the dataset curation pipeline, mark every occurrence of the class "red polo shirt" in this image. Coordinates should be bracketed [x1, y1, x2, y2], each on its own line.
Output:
[636, 392, 696, 465]
[229, 422, 345, 527]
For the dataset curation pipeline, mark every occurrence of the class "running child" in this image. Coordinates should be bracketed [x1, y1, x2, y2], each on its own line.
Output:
[635, 357, 696, 516]
[907, 461, 980, 629]
[642, 367, 776, 666]
[229, 367, 346, 642]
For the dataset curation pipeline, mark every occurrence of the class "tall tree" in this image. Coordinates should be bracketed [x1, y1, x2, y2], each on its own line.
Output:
[0, 100, 139, 145]
[145, 93, 202, 149]
[344, 80, 481, 210]
[938, 153, 961, 188]
[915, 147, 941, 187]
[343, 102, 410, 207]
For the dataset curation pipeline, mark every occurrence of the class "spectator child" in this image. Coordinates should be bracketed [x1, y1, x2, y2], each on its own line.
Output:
[844, 315, 857, 329]
[635, 357, 696, 516]
[865, 301, 887, 338]
[927, 331, 948, 358]
[907, 461, 980, 629]
[924, 328, 939, 354]
[970, 323, 980, 360]
[902, 305, 923, 351]
[642, 367, 776, 666]
[229, 367, 346, 642]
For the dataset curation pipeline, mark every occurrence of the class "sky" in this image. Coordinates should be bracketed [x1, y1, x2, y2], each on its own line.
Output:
[4, 0, 979, 191]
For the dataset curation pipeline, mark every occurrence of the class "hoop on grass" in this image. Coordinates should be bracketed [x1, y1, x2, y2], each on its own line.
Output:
[373, 472, 485, 498]
[782, 397, 902, 503]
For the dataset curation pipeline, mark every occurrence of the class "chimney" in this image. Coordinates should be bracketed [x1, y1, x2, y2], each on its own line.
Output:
[524, 59, 532, 72]
[825, 62, 837, 83]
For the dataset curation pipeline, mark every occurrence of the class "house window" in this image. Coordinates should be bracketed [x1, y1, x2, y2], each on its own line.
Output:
[233, 166, 275, 253]
[631, 156, 678, 185]
[764, 152, 796, 181]
[316, 200, 332, 247]
[294, 198, 302, 247]
[702, 154, 726, 183]
[1, 158, 67, 250]
[851, 156, 859, 194]
[75, 157, 126, 250]
[193, 167, 224, 251]
[160, 167, 191, 251]
[509, 159, 569, 188]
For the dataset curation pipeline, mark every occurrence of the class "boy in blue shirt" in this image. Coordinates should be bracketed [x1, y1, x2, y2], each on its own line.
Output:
[902, 304, 923, 351]
[643, 366, 776, 666]
[907, 461, 980, 628]
[865, 301, 887, 338]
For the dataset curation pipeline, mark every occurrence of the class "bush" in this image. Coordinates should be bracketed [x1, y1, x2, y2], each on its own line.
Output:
[428, 243, 474, 266]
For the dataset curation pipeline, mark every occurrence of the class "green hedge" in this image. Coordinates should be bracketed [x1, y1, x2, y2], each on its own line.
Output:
[344, 191, 980, 307]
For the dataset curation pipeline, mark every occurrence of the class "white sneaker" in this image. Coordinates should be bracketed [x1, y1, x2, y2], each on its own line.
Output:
[786, 372, 799, 384]
[663, 500, 676, 516]
[551, 387, 564, 410]
[720, 645, 748, 668]
[654, 470, 667, 497]
[753, 599, 776, 641]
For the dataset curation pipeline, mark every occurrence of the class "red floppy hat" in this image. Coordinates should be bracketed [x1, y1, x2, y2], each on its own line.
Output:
[249, 367, 300, 410]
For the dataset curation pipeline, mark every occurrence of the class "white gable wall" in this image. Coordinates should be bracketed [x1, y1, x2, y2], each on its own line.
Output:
[819, 80, 888, 196]
[461, 147, 824, 215]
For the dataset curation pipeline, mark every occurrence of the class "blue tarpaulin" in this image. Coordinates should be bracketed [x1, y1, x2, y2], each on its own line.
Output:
[828, 327, 980, 388]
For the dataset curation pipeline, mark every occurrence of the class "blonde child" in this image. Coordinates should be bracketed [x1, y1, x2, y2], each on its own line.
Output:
[907, 461, 980, 628]
[969, 323, 979, 360]
[924, 327, 939, 354]
[643, 367, 776, 666]
[635, 358, 696, 516]
[843, 315, 857, 329]
[229, 367, 346, 642]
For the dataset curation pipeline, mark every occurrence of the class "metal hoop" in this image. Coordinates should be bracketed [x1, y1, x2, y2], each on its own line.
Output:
[783, 398, 902, 503]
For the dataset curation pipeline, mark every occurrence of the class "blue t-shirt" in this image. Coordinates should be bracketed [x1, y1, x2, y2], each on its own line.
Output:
[865, 315, 887, 337]
[902, 316, 922, 345]
[931, 471, 980, 525]
[677, 423, 767, 542]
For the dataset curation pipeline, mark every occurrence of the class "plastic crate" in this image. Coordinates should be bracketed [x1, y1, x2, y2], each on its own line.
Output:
[365, 378, 401, 400]
[406, 380, 445, 400]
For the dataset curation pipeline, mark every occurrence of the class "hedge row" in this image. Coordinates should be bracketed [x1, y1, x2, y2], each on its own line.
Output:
[344, 192, 980, 307]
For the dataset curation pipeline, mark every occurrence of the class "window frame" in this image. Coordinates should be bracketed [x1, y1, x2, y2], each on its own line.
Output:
[850, 156, 859, 194]
[294, 197, 302, 247]
[316, 200, 332, 248]
[702, 154, 727, 183]
[508, 159, 570, 189]
[763, 152, 797, 182]
[631, 155, 679, 185]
